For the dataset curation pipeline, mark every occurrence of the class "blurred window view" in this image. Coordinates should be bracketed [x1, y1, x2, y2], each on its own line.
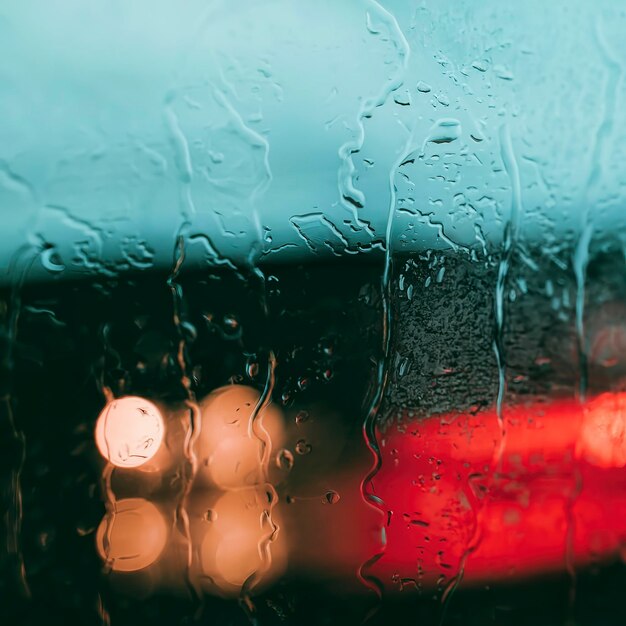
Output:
[1, 2, 626, 625]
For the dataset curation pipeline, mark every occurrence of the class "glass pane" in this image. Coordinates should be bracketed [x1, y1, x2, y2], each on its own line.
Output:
[1, 1, 625, 624]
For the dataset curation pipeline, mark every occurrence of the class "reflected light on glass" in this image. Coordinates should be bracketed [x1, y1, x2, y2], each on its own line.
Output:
[96, 498, 168, 573]
[199, 488, 286, 594]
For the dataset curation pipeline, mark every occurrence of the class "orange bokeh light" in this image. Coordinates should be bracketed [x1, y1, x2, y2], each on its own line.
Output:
[96, 498, 168, 573]
[95, 396, 164, 469]
[195, 385, 285, 489]
[198, 488, 286, 595]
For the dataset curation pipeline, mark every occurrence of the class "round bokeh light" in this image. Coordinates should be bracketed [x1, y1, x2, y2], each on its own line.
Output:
[96, 498, 168, 572]
[95, 396, 165, 469]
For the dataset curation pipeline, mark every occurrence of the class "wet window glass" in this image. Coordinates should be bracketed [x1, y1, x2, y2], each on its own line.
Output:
[1, 1, 626, 625]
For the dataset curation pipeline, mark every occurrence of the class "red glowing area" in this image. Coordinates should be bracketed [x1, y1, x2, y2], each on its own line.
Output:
[198, 488, 286, 595]
[96, 498, 168, 573]
[195, 385, 285, 489]
[95, 397, 164, 469]
[372, 393, 626, 590]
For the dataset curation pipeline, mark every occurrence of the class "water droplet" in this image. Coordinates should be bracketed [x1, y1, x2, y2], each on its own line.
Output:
[41, 247, 65, 273]
[295, 439, 312, 455]
[295, 410, 309, 425]
[494, 64, 514, 81]
[471, 59, 488, 72]
[76, 525, 96, 537]
[323, 490, 340, 505]
[393, 90, 411, 106]
[276, 449, 294, 471]
[434, 92, 450, 107]
[246, 358, 259, 378]
[417, 81, 432, 93]
[422, 118, 461, 146]
[321, 340, 334, 356]
[223, 314, 239, 332]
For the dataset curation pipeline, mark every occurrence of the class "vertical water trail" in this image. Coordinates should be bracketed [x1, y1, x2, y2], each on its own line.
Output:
[164, 66, 210, 614]
[172, 56, 276, 619]
[573, 19, 621, 404]
[99, 463, 116, 571]
[337, 0, 410, 229]
[567, 19, 621, 609]
[216, 62, 282, 617]
[96, 592, 111, 626]
[440, 124, 524, 623]
[572, 19, 623, 402]
[210, 71, 278, 618]
[1, 245, 41, 602]
[355, 1, 410, 612]
[493, 124, 524, 467]
[239, 329, 279, 623]
[95, 324, 119, 626]
[0, 387, 30, 601]
[166, 234, 204, 614]
[169, 77, 276, 620]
